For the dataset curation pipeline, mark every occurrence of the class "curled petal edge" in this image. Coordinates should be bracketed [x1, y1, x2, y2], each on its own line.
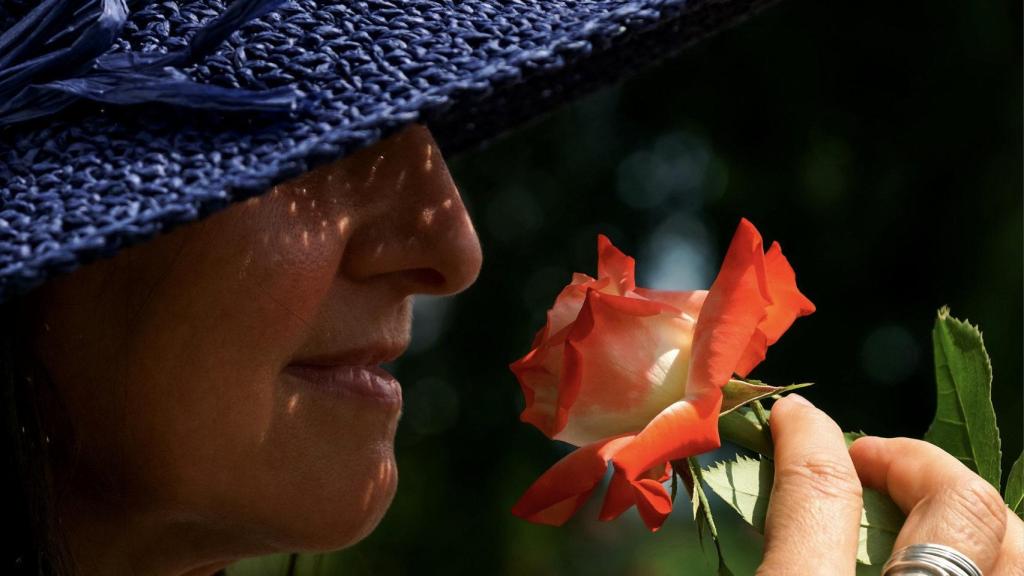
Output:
[511, 435, 635, 526]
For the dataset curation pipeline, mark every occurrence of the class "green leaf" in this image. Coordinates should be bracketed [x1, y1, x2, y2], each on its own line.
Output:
[701, 455, 904, 566]
[700, 455, 772, 533]
[720, 379, 813, 415]
[925, 307, 1002, 489]
[1005, 452, 1024, 519]
[858, 487, 904, 566]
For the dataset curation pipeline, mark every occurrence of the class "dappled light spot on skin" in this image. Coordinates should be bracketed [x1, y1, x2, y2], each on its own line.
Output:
[238, 251, 254, 280]
[424, 143, 433, 171]
[286, 393, 300, 415]
[337, 216, 350, 235]
[289, 201, 297, 215]
[361, 458, 398, 511]
[301, 230, 309, 248]
[367, 154, 385, 188]
[421, 207, 436, 225]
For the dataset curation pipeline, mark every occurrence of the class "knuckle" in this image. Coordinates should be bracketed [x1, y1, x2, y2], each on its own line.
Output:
[776, 454, 863, 503]
[942, 479, 1008, 544]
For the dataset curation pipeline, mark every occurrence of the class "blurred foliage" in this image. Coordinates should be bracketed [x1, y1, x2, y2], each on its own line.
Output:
[231, 0, 1022, 574]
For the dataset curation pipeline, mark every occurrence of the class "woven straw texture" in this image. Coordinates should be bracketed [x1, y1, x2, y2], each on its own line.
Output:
[0, 0, 772, 304]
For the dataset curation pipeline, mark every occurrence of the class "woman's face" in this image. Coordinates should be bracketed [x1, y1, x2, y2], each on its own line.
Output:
[28, 124, 482, 568]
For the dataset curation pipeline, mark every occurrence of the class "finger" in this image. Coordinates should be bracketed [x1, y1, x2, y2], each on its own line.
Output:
[758, 395, 863, 576]
[849, 436, 1008, 574]
[992, 509, 1024, 576]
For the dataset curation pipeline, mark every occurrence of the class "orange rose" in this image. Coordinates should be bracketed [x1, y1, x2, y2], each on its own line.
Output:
[510, 218, 814, 531]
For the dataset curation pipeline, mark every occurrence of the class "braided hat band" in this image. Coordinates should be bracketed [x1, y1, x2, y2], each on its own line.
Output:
[0, 0, 775, 304]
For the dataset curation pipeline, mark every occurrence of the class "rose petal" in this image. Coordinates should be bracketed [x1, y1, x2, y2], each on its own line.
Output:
[687, 218, 773, 398]
[633, 288, 708, 320]
[512, 276, 609, 437]
[512, 254, 632, 438]
[734, 241, 816, 376]
[610, 395, 722, 480]
[554, 288, 697, 445]
[598, 468, 636, 521]
[597, 234, 636, 294]
[511, 328, 571, 437]
[598, 461, 673, 523]
[761, 242, 816, 341]
[632, 478, 673, 532]
[547, 275, 612, 336]
[512, 435, 635, 526]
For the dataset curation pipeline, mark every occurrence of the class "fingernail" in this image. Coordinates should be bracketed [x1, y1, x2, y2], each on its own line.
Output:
[787, 393, 814, 407]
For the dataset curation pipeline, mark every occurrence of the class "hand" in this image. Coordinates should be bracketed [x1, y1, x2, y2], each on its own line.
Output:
[756, 394, 1024, 575]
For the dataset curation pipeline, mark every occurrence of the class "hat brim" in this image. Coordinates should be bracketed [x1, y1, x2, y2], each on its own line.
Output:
[0, 0, 777, 303]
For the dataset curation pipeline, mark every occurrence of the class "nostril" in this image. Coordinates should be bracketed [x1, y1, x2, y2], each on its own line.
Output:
[407, 268, 446, 288]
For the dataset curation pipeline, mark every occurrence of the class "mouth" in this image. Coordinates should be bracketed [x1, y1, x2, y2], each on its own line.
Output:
[283, 364, 402, 407]
[284, 343, 407, 408]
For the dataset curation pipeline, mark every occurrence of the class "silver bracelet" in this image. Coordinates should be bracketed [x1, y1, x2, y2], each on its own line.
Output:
[882, 543, 983, 576]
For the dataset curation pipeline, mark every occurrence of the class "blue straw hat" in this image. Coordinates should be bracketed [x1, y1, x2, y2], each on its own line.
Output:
[0, 0, 774, 304]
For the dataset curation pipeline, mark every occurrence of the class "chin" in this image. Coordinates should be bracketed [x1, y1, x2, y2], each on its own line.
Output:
[336, 475, 398, 549]
[285, 450, 400, 552]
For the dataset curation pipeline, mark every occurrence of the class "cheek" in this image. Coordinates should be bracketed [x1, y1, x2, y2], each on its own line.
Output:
[119, 254, 400, 547]
[39, 195, 400, 550]
[118, 364, 400, 550]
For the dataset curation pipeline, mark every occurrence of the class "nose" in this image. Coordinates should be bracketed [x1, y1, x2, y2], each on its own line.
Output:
[335, 124, 483, 296]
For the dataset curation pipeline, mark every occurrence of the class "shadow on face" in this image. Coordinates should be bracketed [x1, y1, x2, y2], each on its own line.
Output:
[27, 123, 482, 572]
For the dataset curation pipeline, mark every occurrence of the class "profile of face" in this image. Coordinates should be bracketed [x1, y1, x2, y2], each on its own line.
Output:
[26, 124, 482, 574]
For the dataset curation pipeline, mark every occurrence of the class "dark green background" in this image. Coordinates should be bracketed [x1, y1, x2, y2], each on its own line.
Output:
[230, 0, 1022, 574]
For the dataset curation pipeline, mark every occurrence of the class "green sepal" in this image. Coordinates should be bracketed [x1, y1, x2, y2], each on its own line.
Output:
[686, 457, 735, 576]
[844, 430, 867, 447]
[720, 379, 813, 416]
[718, 407, 772, 457]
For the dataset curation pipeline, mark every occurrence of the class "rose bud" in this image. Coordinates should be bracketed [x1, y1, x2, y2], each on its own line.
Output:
[510, 218, 814, 531]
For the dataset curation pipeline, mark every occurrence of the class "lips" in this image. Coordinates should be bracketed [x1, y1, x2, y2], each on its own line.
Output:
[283, 364, 403, 407]
[284, 342, 407, 407]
